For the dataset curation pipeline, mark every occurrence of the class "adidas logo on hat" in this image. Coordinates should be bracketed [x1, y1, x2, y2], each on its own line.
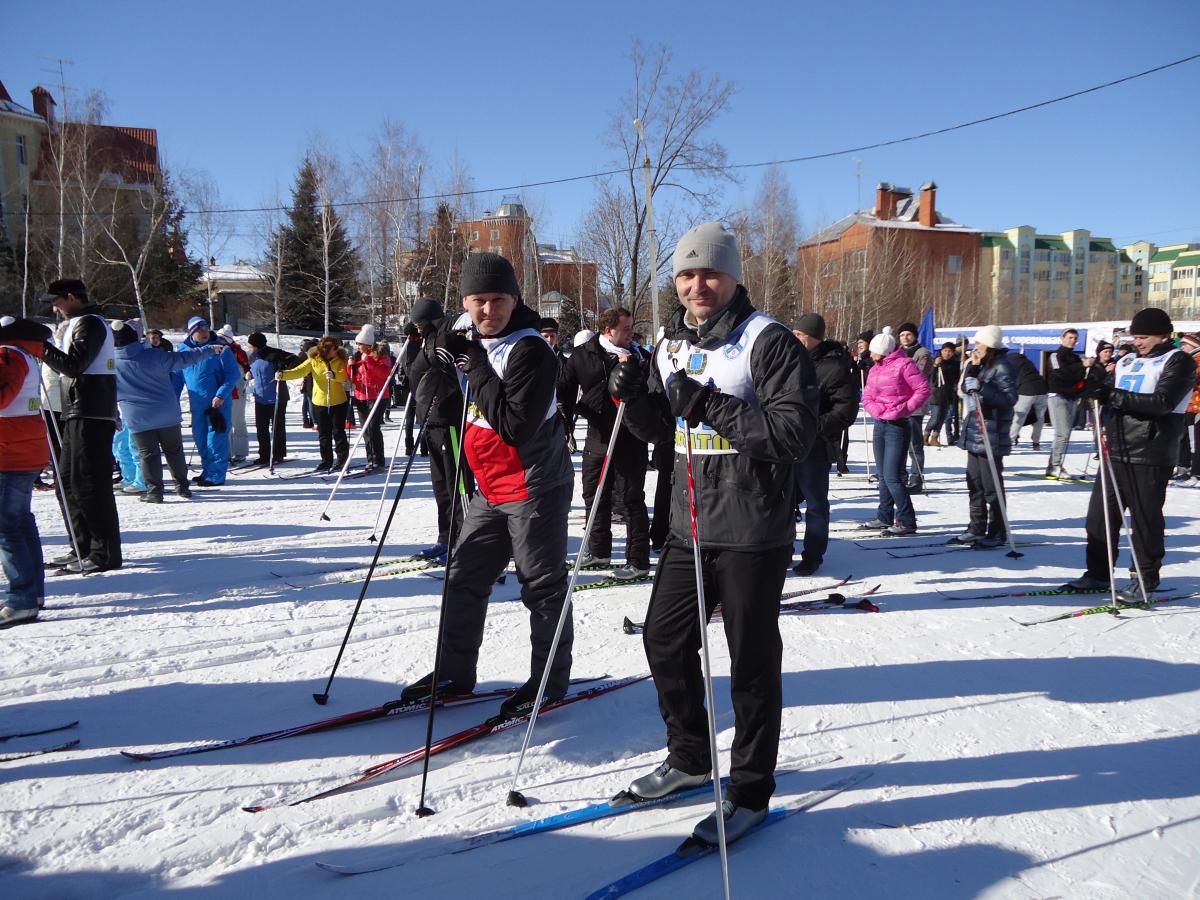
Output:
[686, 249, 699, 258]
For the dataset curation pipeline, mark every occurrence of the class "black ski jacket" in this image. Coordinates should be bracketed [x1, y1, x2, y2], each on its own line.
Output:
[622, 287, 819, 551]
[1104, 342, 1195, 467]
[1011, 352, 1048, 397]
[806, 339, 860, 463]
[406, 317, 466, 428]
[1045, 345, 1085, 396]
[41, 304, 117, 422]
[557, 334, 649, 455]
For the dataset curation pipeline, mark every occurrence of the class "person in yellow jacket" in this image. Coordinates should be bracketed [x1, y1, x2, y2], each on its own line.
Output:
[278, 337, 351, 472]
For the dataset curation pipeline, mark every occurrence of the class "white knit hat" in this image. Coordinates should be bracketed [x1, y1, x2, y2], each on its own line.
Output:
[216, 324, 235, 344]
[869, 333, 897, 355]
[973, 325, 1003, 349]
[355, 323, 376, 346]
[573, 328, 596, 348]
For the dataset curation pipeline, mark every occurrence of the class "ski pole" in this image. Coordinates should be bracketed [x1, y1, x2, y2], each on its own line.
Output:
[970, 390, 1022, 559]
[37, 381, 85, 570]
[368, 391, 414, 542]
[1089, 401, 1122, 609]
[415, 383, 473, 818]
[318, 353, 405, 521]
[311, 391, 440, 706]
[1092, 399, 1151, 604]
[505, 401, 628, 809]
[681, 415, 732, 900]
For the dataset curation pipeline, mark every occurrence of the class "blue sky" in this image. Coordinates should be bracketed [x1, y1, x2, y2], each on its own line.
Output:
[4, 0, 1198, 262]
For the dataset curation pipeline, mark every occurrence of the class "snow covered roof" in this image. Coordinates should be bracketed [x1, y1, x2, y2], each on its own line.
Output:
[0, 80, 42, 122]
[200, 263, 271, 285]
[800, 207, 978, 246]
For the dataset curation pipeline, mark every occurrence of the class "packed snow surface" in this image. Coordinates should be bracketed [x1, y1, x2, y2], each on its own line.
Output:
[3, 407, 1199, 899]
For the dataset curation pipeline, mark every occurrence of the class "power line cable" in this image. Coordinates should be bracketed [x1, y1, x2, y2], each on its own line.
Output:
[23, 53, 1200, 219]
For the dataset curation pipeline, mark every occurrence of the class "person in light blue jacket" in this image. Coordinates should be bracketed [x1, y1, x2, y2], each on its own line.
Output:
[179, 316, 241, 487]
[112, 320, 222, 502]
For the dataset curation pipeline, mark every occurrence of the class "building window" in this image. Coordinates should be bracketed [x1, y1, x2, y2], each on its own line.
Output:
[947, 255, 962, 274]
[470, 230, 479, 241]
[1035, 250, 1050, 262]
[16, 134, 27, 165]
[1054, 270, 1068, 281]
[490, 228, 500, 241]
[1001, 249, 1012, 261]
[1020, 260, 1030, 274]
[1034, 270, 1050, 282]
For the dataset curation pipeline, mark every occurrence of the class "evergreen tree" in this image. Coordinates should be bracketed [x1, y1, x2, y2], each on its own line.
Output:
[409, 202, 463, 305]
[273, 158, 359, 332]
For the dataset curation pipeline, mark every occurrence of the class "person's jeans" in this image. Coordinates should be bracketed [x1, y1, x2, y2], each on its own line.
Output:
[1047, 395, 1078, 468]
[873, 419, 915, 527]
[1010, 394, 1048, 445]
[906, 415, 925, 480]
[0, 470, 44, 610]
[794, 456, 831, 562]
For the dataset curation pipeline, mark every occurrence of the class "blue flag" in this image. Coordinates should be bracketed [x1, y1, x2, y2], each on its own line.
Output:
[917, 306, 935, 350]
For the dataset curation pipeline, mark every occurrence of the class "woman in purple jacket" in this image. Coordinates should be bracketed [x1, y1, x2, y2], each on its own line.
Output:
[860, 331, 932, 534]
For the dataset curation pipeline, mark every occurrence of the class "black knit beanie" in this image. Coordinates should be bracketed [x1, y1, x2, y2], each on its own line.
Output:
[1128, 307, 1172, 336]
[460, 252, 521, 299]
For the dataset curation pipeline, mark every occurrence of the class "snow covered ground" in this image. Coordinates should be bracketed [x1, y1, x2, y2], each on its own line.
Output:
[3, 405, 1199, 899]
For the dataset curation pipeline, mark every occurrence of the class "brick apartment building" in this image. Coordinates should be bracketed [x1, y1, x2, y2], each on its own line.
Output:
[796, 181, 981, 336]
[457, 196, 598, 324]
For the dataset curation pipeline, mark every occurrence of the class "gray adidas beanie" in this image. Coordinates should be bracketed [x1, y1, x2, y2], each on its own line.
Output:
[672, 221, 742, 283]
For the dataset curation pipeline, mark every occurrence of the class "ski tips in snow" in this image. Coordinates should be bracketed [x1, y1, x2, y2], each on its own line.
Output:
[506, 789, 529, 808]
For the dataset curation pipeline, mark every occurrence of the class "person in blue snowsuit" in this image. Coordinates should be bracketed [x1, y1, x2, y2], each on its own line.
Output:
[179, 316, 240, 486]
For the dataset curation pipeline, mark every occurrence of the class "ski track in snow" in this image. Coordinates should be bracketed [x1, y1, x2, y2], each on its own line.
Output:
[3, 401, 1200, 899]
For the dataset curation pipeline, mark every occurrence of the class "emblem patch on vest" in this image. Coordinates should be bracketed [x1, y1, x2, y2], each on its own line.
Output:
[685, 352, 707, 376]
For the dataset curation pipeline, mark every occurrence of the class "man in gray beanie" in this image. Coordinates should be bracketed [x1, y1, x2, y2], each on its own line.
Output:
[607, 221, 820, 846]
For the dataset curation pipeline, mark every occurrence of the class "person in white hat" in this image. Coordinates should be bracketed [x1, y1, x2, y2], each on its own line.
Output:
[348, 323, 392, 472]
[216, 326, 252, 464]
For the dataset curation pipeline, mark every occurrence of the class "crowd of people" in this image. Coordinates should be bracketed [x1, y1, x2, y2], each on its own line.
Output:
[2, 224, 1199, 848]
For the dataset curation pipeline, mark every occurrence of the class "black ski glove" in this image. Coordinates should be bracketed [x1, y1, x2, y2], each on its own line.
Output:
[434, 331, 486, 373]
[667, 374, 711, 428]
[1081, 377, 1112, 404]
[204, 406, 227, 433]
[607, 359, 646, 402]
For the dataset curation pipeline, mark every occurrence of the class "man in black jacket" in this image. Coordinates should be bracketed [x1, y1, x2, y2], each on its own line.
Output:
[39, 279, 122, 573]
[925, 342, 963, 446]
[404, 297, 476, 562]
[400, 253, 574, 718]
[1007, 351, 1048, 449]
[1063, 308, 1194, 598]
[557, 307, 650, 579]
[609, 222, 819, 845]
[1045, 328, 1085, 478]
[791, 313, 859, 575]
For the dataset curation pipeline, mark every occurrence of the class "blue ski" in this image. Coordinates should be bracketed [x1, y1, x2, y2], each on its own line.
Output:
[314, 752, 842, 875]
[584, 769, 873, 899]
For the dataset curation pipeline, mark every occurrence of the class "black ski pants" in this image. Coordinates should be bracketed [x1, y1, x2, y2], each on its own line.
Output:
[1084, 460, 1171, 587]
[253, 400, 287, 464]
[312, 402, 349, 468]
[965, 452, 1007, 540]
[426, 423, 475, 546]
[648, 441, 674, 550]
[354, 399, 385, 468]
[439, 484, 573, 695]
[581, 437, 650, 569]
[642, 539, 790, 811]
[60, 417, 122, 569]
[131, 425, 189, 499]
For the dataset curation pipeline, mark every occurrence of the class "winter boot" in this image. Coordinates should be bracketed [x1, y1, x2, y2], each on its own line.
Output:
[399, 671, 474, 704]
[624, 760, 710, 801]
[692, 799, 768, 846]
[498, 677, 566, 720]
[0, 606, 38, 629]
[1060, 574, 1109, 592]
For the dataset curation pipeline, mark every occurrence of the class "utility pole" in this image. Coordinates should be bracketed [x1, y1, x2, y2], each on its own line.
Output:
[632, 118, 660, 334]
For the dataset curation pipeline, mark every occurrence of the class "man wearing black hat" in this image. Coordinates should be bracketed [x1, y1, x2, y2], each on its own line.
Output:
[401, 252, 575, 717]
[791, 313, 859, 575]
[1064, 308, 1193, 598]
[39, 279, 123, 573]
[397, 322, 422, 455]
[246, 333, 299, 465]
[403, 296, 476, 562]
